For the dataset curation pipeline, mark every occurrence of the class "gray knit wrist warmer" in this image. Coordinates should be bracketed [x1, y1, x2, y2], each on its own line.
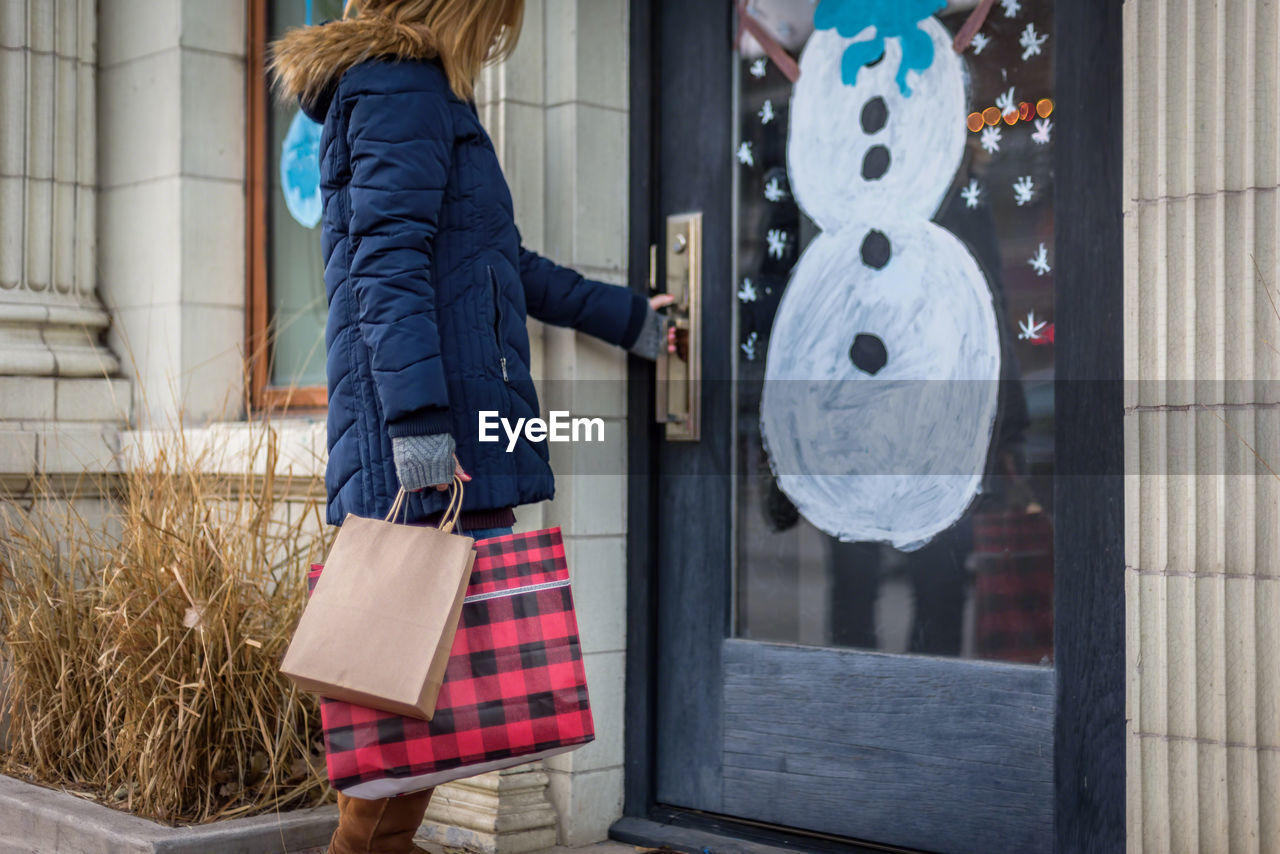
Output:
[392, 433, 456, 491]
[628, 306, 666, 361]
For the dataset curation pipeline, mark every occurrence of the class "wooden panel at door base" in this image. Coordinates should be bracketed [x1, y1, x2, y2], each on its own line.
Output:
[721, 639, 1053, 854]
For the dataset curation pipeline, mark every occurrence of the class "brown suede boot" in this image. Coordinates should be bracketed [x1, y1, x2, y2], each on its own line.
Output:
[327, 788, 435, 854]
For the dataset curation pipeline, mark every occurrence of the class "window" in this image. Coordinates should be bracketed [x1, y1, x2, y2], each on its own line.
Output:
[247, 0, 345, 410]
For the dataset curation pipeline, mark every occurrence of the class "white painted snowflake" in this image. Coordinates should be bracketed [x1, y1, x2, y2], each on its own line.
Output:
[995, 86, 1017, 120]
[980, 125, 1002, 154]
[1018, 310, 1048, 342]
[750, 58, 768, 78]
[1031, 117, 1053, 145]
[766, 229, 787, 259]
[1028, 243, 1051, 276]
[759, 99, 776, 125]
[738, 278, 758, 302]
[1013, 175, 1035, 206]
[763, 176, 785, 203]
[1020, 23, 1047, 59]
[741, 331, 759, 360]
[970, 32, 991, 55]
[961, 178, 982, 209]
[736, 141, 754, 166]
[1001, 0, 1021, 17]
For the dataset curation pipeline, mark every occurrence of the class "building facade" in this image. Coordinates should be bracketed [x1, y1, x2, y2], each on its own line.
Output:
[0, 0, 1276, 851]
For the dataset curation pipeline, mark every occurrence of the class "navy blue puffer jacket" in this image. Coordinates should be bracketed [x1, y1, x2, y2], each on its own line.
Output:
[276, 21, 647, 525]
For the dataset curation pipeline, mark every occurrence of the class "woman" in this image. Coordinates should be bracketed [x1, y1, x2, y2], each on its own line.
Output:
[271, 2, 667, 851]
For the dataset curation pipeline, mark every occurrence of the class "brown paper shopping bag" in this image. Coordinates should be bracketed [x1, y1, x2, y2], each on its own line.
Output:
[281, 478, 474, 720]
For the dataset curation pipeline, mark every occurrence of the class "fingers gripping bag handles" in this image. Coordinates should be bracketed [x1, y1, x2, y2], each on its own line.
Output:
[307, 526, 595, 798]
[281, 477, 473, 720]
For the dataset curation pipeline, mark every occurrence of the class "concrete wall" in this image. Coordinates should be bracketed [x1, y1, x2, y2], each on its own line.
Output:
[1124, 1, 1280, 850]
[97, 0, 248, 426]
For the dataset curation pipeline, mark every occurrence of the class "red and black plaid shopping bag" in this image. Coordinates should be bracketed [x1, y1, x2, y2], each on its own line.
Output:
[307, 528, 595, 798]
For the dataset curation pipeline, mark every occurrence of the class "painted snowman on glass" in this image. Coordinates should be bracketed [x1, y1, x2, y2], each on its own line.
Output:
[760, 0, 1000, 551]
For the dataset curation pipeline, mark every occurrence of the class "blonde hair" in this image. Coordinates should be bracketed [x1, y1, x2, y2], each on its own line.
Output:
[343, 0, 524, 100]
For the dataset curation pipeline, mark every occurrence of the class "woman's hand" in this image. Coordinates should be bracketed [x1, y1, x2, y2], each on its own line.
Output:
[626, 294, 680, 361]
[648, 294, 680, 355]
[436, 454, 472, 490]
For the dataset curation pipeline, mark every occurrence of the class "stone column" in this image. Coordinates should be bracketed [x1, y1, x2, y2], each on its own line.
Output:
[0, 0, 119, 380]
[0, 0, 129, 494]
[537, 0, 632, 843]
[1125, 1, 1280, 850]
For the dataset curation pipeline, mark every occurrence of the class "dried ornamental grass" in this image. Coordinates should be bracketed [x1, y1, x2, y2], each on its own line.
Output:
[0, 422, 334, 824]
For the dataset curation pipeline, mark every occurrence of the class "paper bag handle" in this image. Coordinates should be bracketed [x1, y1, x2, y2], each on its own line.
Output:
[384, 476, 466, 533]
[436, 476, 465, 533]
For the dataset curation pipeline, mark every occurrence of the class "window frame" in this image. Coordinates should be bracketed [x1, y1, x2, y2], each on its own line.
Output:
[246, 0, 329, 413]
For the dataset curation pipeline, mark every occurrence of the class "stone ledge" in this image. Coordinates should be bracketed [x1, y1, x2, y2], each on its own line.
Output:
[123, 418, 327, 481]
[0, 376, 55, 421]
[0, 775, 337, 854]
[0, 420, 125, 497]
[55, 377, 133, 422]
[0, 419, 328, 500]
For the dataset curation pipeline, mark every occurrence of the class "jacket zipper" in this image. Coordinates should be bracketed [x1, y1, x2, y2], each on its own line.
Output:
[487, 266, 509, 382]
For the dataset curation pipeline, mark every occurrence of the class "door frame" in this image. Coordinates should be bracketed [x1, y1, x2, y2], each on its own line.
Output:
[618, 1, 1124, 851]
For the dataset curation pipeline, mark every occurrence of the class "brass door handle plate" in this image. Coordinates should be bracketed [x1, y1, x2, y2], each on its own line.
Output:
[655, 212, 701, 441]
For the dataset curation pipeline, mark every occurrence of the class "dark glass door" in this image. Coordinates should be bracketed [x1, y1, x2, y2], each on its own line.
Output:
[647, 3, 1063, 851]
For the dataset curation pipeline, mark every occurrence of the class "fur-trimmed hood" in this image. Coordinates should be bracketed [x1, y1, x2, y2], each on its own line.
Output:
[269, 16, 439, 118]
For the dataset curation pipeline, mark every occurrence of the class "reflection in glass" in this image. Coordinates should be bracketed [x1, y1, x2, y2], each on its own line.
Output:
[265, 0, 345, 390]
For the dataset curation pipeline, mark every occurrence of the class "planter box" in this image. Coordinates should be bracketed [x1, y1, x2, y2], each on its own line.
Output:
[0, 775, 336, 853]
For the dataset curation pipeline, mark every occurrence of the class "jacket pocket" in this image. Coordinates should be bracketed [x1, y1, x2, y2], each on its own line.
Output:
[487, 265, 509, 383]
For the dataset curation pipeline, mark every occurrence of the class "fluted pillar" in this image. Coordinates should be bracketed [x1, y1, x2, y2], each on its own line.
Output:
[1125, 0, 1280, 850]
[0, 0, 118, 380]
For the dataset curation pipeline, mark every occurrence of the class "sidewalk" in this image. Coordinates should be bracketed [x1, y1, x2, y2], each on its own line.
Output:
[422, 844, 636, 854]
[298, 841, 639, 854]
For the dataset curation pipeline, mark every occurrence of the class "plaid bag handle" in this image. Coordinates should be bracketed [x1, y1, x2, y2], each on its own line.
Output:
[384, 476, 466, 531]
